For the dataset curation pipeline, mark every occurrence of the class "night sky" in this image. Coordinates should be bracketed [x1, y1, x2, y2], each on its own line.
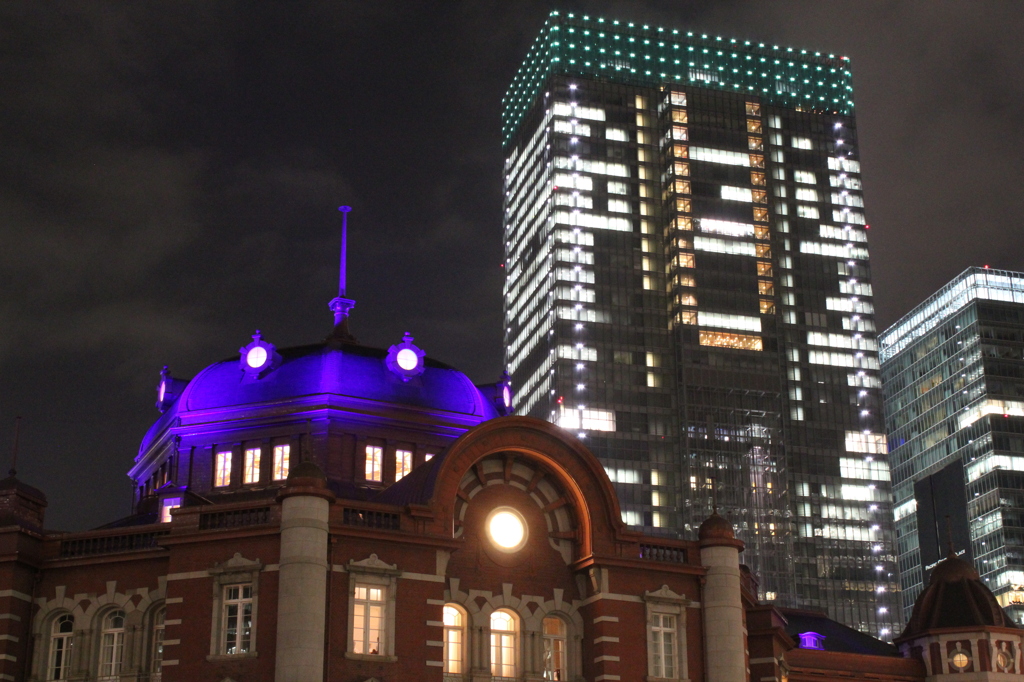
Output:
[2, 1, 1022, 531]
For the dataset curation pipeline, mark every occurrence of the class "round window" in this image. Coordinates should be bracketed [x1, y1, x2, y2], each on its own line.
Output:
[951, 652, 970, 670]
[486, 507, 528, 553]
[997, 650, 1012, 670]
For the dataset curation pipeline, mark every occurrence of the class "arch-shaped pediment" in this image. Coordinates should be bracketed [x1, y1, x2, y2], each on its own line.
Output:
[429, 416, 626, 560]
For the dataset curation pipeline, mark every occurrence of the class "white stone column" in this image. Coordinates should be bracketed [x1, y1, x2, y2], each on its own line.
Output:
[701, 540, 746, 682]
[275, 481, 332, 682]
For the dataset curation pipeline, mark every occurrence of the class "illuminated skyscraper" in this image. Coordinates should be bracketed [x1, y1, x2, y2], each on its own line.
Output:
[880, 267, 1024, 626]
[502, 11, 899, 636]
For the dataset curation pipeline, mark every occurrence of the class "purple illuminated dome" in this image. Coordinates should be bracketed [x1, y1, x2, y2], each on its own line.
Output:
[136, 209, 512, 486]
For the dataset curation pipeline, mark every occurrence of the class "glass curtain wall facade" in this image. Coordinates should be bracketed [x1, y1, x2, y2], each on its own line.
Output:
[880, 268, 1024, 624]
[502, 11, 899, 637]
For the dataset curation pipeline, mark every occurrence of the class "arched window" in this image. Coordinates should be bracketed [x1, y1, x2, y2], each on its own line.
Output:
[151, 608, 166, 679]
[48, 614, 74, 680]
[490, 609, 517, 680]
[542, 616, 567, 680]
[442, 604, 465, 678]
[98, 610, 125, 680]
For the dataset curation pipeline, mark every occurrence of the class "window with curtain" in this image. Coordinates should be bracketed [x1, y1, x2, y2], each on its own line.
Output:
[490, 610, 517, 679]
[542, 616, 567, 680]
[48, 614, 74, 681]
[98, 610, 126, 680]
[443, 604, 465, 678]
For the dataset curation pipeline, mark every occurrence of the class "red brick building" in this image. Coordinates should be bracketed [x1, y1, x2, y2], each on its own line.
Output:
[0, 277, 1018, 682]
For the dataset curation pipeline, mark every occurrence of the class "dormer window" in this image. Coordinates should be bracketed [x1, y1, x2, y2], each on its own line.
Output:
[365, 445, 383, 483]
[395, 450, 412, 481]
[273, 445, 290, 481]
[797, 632, 825, 650]
[159, 497, 181, 523]
[215, 451, 232, 487]
[243, 448, 261, 484]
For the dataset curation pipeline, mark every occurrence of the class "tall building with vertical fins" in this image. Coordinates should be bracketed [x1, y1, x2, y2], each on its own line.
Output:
[501, 11, 900, 636]
[880, 267, 1024, 626]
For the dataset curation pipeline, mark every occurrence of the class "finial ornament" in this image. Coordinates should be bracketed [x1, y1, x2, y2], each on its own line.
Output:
[329, 206, 357, 340]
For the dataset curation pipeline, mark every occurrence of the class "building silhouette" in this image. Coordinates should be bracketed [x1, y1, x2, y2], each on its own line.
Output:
[0, 210, 991, 682]
[501, 11, 898, 636]
[881, 267, 1024, 624]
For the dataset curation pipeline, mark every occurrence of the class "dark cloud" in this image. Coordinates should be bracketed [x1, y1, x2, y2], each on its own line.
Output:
[1, 0, 1021, 529]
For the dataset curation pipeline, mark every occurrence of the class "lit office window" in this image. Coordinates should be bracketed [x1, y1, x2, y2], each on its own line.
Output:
[699, 331, 763, 351]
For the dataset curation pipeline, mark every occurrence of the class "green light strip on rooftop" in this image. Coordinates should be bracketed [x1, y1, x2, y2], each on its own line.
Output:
[502, 11, 855, 147]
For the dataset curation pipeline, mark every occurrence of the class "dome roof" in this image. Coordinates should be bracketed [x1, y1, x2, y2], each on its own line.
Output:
[698, 512, 735, 541]
[930, 553, 980, 583]
[140, 340, 499, 456]
[898, 552, 1017, 640]
[287, 461, 328, 484]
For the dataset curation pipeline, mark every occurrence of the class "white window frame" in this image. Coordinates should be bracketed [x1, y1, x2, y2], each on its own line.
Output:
[150, 608, 165, 679]
[490, 609, 519, 680]
[159, 497, 181, 523]
[352, 584, 385, 655]
[272, 444, 290, 480]
[649, 613, 677, 679]
[243, 447, 261, 484]
[644, 585, 691, 681]
[220, 584, 253, 655]
[48, 614, 74, 681]
[542, 615, 567, 681]
[443, 604, 466, 675]
[207, 554, 262, 660]
[345, 554, 399, 662]
[97, 609, 126, 680]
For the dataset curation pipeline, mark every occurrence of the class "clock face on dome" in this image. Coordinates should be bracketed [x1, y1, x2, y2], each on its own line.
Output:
[238, 331, 278, 378]
[385, 333, 426, 381]
[246, 345, 269, 369]
[396, 348, 419, 371]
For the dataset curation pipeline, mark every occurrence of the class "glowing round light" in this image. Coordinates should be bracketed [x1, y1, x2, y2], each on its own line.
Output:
[502, 385, 512, 408]
[158, 381, 166, 402]
[487, 508, 527, 552]
[246, 345, 268, 369]
[396, 348, 419, 371]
